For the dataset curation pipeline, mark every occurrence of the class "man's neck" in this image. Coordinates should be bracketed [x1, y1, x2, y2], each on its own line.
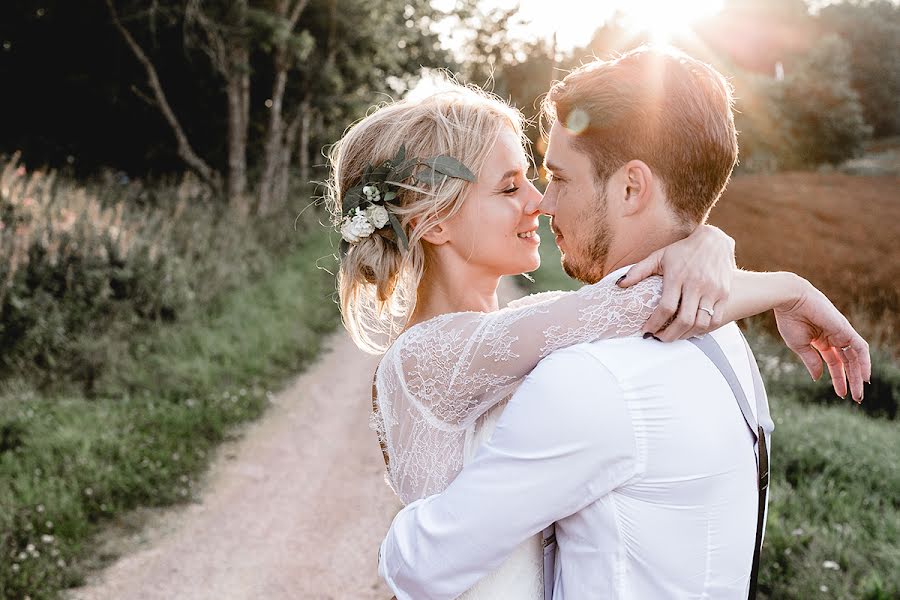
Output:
[602, 224, 692, 280]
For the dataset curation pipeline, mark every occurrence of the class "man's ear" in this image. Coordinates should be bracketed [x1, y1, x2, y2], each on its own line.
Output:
[621, 160, 654, 217]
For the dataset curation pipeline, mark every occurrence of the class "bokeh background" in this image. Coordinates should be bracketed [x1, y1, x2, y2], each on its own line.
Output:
[0, 0, 897, 598]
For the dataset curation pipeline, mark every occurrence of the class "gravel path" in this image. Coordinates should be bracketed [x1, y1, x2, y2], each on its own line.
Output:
[67, 280, 523, 600]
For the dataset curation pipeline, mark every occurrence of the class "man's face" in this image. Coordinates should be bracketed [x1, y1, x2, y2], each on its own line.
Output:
[541, 121, 615, 284]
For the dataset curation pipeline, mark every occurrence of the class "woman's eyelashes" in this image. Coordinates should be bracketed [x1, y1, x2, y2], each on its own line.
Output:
[501, 186, 520, 195]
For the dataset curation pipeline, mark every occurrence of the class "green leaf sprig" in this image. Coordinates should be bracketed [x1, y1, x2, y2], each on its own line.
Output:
[339, 145, 476, 257]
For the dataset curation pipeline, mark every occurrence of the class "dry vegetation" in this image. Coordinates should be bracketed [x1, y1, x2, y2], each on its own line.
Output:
[710, 172, 900, 349]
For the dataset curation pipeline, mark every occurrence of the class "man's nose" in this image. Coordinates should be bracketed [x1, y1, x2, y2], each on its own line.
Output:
[539, 186, 556, 216]
[522, 179, 543, 215]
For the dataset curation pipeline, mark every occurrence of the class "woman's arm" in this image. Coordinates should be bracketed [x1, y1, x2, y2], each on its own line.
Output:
[647, 269, 870, 402]
[399, 225, 736, 428]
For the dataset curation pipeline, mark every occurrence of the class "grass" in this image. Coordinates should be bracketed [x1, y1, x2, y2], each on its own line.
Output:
[0, 226, 340, 599]
[521, 210, 899, 599]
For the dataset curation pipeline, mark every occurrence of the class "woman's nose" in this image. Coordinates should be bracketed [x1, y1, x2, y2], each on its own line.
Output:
[522, 180, 543, 215]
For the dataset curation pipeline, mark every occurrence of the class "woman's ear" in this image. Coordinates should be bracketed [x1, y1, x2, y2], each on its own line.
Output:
[417, 219, 452, 246]
[621, 160, 654, 217]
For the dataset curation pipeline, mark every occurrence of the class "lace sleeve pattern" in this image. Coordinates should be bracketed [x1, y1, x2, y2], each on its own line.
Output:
[401, 275, 662, 426]
[373, 275, 662, 501]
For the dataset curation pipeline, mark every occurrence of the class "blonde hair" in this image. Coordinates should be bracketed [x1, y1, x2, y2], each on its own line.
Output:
[325, 82, 526, 354]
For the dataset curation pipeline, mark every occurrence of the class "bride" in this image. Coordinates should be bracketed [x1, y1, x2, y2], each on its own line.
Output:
[325, 83, 867, 597]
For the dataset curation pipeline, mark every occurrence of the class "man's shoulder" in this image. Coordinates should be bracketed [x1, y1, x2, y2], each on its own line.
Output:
[526, 343, 623, 398]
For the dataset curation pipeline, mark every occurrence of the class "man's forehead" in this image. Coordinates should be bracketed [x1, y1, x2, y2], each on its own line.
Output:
[544, 121, 577, 171]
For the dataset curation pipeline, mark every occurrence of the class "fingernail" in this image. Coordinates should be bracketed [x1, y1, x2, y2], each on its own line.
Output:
[616, 275, 626, 286]
[643, 332, 654, 339]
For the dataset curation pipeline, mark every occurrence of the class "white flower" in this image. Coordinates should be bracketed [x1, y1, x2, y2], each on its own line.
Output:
[340, 214, 375, 244]
[351, 214, 375, 238]
[366, 204, 390, 229]
[822, 560, 840, 571]
[41, 534, 54, 544]
[340, 217, 359, 243]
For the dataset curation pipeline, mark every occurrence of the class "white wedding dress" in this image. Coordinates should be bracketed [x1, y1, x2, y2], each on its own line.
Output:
[372, 275, 662, 599]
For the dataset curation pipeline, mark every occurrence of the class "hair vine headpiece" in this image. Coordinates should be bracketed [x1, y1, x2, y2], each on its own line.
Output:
[339, 144, 476, 257]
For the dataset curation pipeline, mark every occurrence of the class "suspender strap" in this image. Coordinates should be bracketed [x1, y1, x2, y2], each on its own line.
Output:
[688, 335, 769, 600]
[542, 525, 556, 600]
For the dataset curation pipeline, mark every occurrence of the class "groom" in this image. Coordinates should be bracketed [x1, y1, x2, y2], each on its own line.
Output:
[379, 47, 807, 598]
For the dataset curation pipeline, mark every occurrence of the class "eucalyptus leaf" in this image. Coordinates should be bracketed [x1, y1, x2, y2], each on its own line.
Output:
[339, 239, 351, 257]
[391, 145, 407, 166]
[342, 186, 366, 215]
[383, 191, 397, 202]
[414, 169, 444, 187]
[423, 156, 476, 182]
[388, 211, 409, 251]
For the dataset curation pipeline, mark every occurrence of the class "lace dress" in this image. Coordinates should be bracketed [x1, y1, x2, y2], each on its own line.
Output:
[373, 275, 663, 598]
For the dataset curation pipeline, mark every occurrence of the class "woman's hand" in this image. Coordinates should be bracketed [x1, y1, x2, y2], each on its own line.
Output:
[773, 278, 871, 402]
[618, 224, 735, 341]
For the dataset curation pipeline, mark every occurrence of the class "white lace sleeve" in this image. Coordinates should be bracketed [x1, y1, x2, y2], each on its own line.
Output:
[398, 275, 662, 429]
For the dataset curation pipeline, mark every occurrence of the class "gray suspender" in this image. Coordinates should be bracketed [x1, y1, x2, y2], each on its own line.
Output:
[540, 334, 770, 600]
[689, 333, 770, 600]
[541, 524, 556, 600]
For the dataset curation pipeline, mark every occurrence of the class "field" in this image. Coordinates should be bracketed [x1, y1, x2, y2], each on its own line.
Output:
[710, 172, 900, 349]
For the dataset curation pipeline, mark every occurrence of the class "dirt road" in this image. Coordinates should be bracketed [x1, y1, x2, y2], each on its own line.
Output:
[67, 281, 523, 600]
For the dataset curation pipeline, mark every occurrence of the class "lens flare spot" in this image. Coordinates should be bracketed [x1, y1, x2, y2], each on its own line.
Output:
[565, 108, 590, 134]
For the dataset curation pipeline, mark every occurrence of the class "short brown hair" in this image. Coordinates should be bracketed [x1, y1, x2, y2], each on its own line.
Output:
[543, 46, 738, 225]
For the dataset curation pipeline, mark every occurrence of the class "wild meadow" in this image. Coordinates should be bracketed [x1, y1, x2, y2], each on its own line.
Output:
[0, 156, 340, 599]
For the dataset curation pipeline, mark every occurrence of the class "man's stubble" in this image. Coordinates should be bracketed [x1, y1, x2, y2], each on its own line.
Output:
[560, 187, 613, 285]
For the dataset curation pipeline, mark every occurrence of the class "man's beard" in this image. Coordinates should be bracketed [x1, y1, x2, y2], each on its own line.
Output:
[560, 190, 612, 284]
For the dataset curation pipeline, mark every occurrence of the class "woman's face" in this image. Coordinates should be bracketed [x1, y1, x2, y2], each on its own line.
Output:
[440, 128, 543, 277]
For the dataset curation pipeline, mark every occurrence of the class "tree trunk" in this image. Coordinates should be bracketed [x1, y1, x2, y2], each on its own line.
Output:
[226, 44, 250, 213]
[106, 0, 221, 194]
[297, 97, 312, 185]
[256, 61, 288, 216]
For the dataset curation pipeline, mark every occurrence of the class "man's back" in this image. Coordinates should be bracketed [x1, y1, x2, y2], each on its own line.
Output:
[555, 323, 766, 598]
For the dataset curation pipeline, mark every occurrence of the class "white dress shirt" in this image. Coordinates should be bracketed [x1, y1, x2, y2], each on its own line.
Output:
[379, 315, 771, 599]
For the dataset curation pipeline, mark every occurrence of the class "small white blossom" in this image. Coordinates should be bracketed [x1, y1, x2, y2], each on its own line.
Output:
[26, 544, 35, 553]
[41, 534, 54, 544]
[822, 560, 840, 571]
[11, 563, 19, 572]
[362, 185, 381, 201]
[366, 204, 390, 229]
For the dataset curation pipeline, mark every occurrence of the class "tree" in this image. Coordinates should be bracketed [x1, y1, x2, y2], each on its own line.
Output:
[774, 35, 872, 166]
[819, 0, 900, 137]
[103, 0, 451, 214]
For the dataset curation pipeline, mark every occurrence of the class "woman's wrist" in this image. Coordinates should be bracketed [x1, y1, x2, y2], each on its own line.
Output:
[771, 271, 809, 312]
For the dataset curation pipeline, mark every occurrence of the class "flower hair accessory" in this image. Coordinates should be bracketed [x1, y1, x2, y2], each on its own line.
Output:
[339, 145, 476, 256]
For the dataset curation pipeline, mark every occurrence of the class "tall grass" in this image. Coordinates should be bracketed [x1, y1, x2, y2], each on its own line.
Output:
[0, 153, 306, 393]
[0, 227, 340, 599]
[0, 156, 342, 598]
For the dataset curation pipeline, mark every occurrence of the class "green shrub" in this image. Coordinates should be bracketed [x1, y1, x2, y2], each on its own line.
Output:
[0, 226, 339, 599]
[0, 155, 317, 393]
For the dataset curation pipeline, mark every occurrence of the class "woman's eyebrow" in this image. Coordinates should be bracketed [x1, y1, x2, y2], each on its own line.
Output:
[495, 167, 523, 184]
